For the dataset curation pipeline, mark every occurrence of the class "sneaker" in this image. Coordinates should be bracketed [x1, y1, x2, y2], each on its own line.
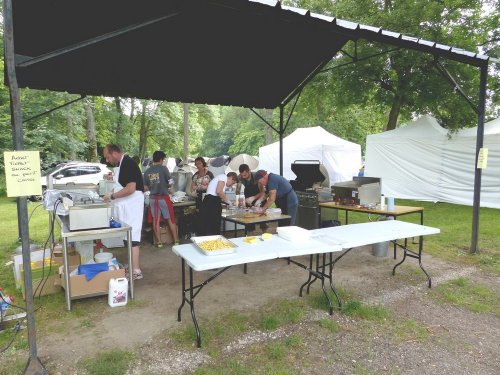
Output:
[156, 242, 163, 248]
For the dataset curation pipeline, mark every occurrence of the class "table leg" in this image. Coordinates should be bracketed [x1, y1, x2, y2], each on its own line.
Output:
[127, 230, 134, 299]
[392, 237, 431, 288]
[63, 238, 71, 311]
[328, 252, 342, 309]
[320, 253, 334, 315]
[306, 254, 319, 294]
[177, 258, 186, 322]
[299, 255, 314, 297]
[189, 267, 202, 348]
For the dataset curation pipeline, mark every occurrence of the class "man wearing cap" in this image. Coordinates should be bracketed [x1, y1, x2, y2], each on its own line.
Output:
[200, 172, 238, 235]
[143, 151, 179, 248]
[254, 170, 298, 226]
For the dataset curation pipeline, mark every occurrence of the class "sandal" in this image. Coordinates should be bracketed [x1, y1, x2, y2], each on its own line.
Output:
[133, 271, 143, 280]
[156, 242, 163, 248]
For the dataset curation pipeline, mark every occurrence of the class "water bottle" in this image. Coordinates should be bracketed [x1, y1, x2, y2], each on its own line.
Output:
[109, 216, 121, 228]
[0, 289, 14, 315]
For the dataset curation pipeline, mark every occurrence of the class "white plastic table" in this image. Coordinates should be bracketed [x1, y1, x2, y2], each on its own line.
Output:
[173, 220, 439, 347]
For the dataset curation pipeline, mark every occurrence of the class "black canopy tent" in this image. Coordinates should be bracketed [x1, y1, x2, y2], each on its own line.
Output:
[3, 1, 496, 373]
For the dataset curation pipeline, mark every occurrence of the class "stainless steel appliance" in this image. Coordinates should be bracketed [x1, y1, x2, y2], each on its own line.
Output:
[333, 177, 381, 206]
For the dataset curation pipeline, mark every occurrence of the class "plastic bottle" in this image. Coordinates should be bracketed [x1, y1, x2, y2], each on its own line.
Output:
[380, 194, 385, 210]
[0, 289, 14, 315]
[108, 278, 128, 307]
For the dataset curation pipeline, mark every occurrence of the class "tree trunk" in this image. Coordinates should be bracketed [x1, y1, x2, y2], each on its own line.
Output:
[264, 108, 273, 145]
[183, 103, 189, 162]
[65, 96, 76, 160]
[138, 100, 148, 161]
[114, 97, 123, 133]
[83, 97, 98, 162]
[386, 92, 403, 131]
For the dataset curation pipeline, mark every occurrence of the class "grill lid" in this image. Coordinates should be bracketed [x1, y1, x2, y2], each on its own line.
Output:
[291, 160, 326, 183]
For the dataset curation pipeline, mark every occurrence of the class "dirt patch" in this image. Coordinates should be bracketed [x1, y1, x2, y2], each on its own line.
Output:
[35, 242, 499, 374]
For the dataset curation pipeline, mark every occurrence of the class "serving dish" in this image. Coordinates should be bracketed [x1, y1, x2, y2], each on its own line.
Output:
[190, 235, 237, 256]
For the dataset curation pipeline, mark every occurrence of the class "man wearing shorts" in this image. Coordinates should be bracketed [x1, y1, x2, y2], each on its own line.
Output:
[143, 150, 179, 247]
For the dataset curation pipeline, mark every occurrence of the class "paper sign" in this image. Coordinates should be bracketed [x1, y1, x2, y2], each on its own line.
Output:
[477, 148, 488, 169]
[4, 151, 42, 197]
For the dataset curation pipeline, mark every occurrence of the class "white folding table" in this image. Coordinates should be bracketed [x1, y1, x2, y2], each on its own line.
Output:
[173, 220, 439, 347]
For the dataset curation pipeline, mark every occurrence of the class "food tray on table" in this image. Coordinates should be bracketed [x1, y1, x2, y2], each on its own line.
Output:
[191, 235, 237, 256]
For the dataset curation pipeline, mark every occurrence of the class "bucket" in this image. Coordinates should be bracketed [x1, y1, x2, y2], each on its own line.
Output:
[94, 252, 113, 263]
[108, 277, 128, 307]
[372, 241, 389, 257]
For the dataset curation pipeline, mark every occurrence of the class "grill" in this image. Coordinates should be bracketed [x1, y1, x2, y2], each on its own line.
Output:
[289, 160, 332, 229]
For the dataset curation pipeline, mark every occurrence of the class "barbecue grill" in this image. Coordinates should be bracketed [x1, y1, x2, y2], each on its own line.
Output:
[290, 160, 334, 229]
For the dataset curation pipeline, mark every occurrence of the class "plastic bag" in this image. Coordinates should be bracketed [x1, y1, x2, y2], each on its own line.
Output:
[78, 262, 109, 281]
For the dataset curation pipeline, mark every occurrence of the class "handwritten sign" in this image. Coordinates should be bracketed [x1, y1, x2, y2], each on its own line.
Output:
[477, 148, 488, 169]
[4, 151, 42, 197]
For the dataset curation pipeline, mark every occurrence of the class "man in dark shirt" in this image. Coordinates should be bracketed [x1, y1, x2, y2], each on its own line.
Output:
[235, 163, 266, 206]
[103, 144, 145, 280]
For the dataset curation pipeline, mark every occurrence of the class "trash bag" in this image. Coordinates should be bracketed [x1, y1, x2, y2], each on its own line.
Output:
[321, 220, 341, 228]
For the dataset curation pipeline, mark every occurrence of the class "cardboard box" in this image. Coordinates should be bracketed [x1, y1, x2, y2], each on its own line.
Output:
[53, 249, 81, 267]
[153, 226, 174, 245]
[59, 265, 125, 298]
[21, 260, 60, 299]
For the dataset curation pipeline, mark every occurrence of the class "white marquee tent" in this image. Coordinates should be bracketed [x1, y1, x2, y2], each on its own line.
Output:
[258, 126, 362, 186]
[365, 115, 500, 208]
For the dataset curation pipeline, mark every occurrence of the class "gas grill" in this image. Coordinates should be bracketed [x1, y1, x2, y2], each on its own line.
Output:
[290, 160, 333, 229]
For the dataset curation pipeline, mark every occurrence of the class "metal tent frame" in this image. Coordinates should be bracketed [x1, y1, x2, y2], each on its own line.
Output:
[3, 1, 497, 373]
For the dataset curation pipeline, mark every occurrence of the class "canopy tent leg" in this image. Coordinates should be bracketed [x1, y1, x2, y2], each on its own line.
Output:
[3, 1, 48, 373]
[470, 64, 488, 254]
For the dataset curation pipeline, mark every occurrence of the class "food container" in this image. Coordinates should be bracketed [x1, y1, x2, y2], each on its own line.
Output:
[277, 226, 311, 242]
[266, 208, 282, 217]
[191, 235, 237, 256]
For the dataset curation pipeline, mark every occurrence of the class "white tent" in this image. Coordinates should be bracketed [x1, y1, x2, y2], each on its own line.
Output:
[365, 115, 500, 208]
[258, 126, 362, 186]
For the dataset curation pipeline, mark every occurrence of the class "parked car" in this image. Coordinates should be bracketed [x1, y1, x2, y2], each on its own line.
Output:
[30, 161, 112, 201]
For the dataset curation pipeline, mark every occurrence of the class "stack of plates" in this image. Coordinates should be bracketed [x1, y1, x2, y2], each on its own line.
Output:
[276, 226, 311, 242]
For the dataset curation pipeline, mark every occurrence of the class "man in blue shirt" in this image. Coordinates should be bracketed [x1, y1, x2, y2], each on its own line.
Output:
[254, 170, 298, 226]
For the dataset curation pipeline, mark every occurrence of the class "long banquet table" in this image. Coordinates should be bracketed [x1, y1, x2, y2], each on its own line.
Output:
[172, 220, 440, 347]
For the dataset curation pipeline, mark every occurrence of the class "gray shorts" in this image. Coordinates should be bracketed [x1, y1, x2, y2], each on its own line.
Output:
[149, 197, 171, 220]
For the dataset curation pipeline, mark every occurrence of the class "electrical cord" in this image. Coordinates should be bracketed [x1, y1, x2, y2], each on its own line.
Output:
[33, 199, 60, 308]
[0, 321, 22, 354]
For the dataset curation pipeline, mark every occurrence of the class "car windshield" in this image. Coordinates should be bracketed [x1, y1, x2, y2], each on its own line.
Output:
[41, 166, 60, 177]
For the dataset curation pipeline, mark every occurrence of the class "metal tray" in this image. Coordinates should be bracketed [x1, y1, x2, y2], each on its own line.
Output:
[191, 235, 237, 256]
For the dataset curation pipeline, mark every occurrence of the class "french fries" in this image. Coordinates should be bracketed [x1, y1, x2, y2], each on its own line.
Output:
[198, 239, 235, 251]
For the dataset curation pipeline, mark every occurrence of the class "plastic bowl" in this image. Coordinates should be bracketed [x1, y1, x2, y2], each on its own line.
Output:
[94, 252, 113, 263]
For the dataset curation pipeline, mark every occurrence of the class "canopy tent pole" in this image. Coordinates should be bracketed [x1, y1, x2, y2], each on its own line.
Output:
[470, 65, 488, 254]
[279, 105, 284, 176]
[3, 1, 48, 374]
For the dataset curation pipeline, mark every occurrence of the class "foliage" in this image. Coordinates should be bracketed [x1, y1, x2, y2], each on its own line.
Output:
[1, 1, 498, 164]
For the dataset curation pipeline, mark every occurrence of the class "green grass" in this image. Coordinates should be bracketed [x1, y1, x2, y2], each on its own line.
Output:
[431, 277, 500, 316]
[79, 350, 134, 375]
[391, 318, 429, 342]
[342, 300, 389, 321]
[318, 318, 341, 333]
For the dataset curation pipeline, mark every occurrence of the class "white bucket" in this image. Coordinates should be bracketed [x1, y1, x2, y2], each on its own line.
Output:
[108, 278, 128, 307]
[94, 252, 113, 263]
